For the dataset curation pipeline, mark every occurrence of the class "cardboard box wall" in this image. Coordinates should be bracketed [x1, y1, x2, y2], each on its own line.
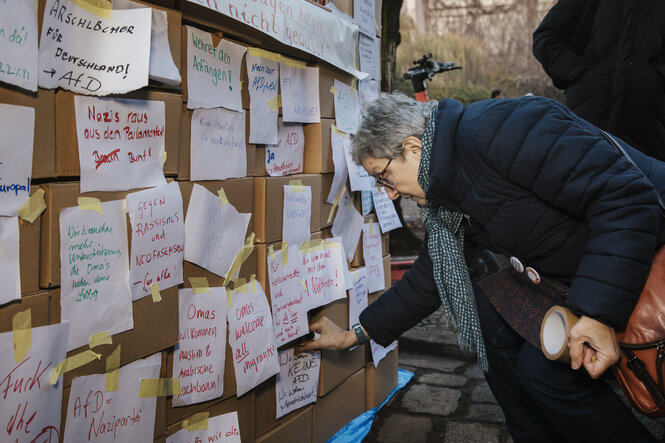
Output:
[0, 290, 50, 332]
[312, 368, 365, 443]
[303, 119, 334, 174]
[252, 119, 322, 177]
[19, 186, 42, 294]
[54, 90, 182, 178]
[365, 345, 398, 409]
[255, 405, 312, 443]
[318, 63, 355, 119]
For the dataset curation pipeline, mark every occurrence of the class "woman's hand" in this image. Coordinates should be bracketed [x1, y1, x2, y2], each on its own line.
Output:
[568, 315, 620, 378]
[297, 316, 358, 352]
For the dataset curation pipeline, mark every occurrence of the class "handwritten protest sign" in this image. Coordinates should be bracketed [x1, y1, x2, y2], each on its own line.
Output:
[63, 353, 161, 442]
[299, 239, 346, 310]
[0, 103, 34, 216]
[39, 0, 151, 95]
[371, 186, 402, 233]
[186, 26, 246, 110]
[362, 222, 386, 293]
[343, 132, 373, 192]
[331, 188, 363, 261]
[280, 62, 320, 123]
[333, 79, 361, 134]
[358, 34, 380, 81]
[0, 217, 20, 306]
[190, 108, 247, 180]
[127, 182, 184, 300]
[349, 268, 368, 327]
[0, 322, 68, 443]
[370, 339, 397, 367]
[167, 411, 241, 443]
[361, 190, 373, 215]
[173, 288, 227, 406]
[74, 95, 166, 192]
[327, 126, 349, 204]
[359, 78, 379, 109]
[266, 122, 304, 176]
[228, 280, 279, 396]
[275, 349, 320, 418]
[325, 236, 355, 290]
[0, 0, 38, 91]
[354, 0, 376, 37]
[184, 184, 251, 277]
[282, 185, 311, 245]
[266, 244, 309, 346]
[246, 51, 279, 144]
[60, 199, 133, 350]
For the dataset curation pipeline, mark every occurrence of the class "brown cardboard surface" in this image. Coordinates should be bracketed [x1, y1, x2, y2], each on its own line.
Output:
[303, 119, 333, 174]
[55, 90, 182, 178]
[253, 145, 268, 176]
[253, 174, 322, 243]
[312, 369, 366, 443]
[0, 86, 56, 179]
[49, 286, 179, 387]
[310, 298, 366, 396]
[365, 345, 398, 409]
[0, 290, 49, 332]
[178, 177, 253, 225]
[165, 392, 256, 442]
[19, 187, 42, 294]
[318, 63, 355, 119]
[177, 105, 255, 181]
[333, 0, 353, 16]
[319, 173, 334, 229]
[256, 405, 313, 443]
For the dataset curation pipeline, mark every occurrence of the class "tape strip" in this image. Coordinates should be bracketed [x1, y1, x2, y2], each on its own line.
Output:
[281, 56, 307, 69]
[327, 185, 346, 224]
[183, 412, 210, 431]
[266, 95, 281, 111]
[235, 277, 248, 292]
[105, 344, 121, 392]
[281, 240, 289, 266]
[369, 220, 373, 235]
[350, 79, 356, 97]
[70, 0, 112, 19]
[331, 124, 348, 137]
[13, 309, 31, 363]
[151, 282, 162, 303]
[49, 350, 102, 385]
[248, 47, 281, 63]
[162, 151, 168, 166]
[89, 331, 112, 349]
[189, 277, 210, 294]
[301, 280, 308, 291]
[250, 274, 257, 292]
[138, 378, 182, 397]
[288, 180, 305, 192]
[78, 197, 103, 215]
[299, 238, 325, 254]
[218, 188, 229, 206]
[330, 86, 338, 95]
[223, 233, 256, 285]
[226, 287, 233, 308]
[268, 245, 276, 260]
[18, 189, 46, 223]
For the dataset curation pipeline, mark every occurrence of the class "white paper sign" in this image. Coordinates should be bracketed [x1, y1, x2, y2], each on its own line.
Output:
[359, 78, 380, 110]
[327, 126, 349, 204]
[0, 216, 20, 306]
[173, 288, 227, 407]
[362, 222, 386, 293]
[299, 239, 347, 310]
[370, 339, 397, 367]
[186, 26, 246, 110]
[280, 63, 320, 123]
[327, 235, 355, 291]
[282, 185, 311, 245]
[275, 349, 320, 418]
[343, 134, 373, 191]
[333, 79, 361, 135]
[184, 184, 251, 277]
[60, 200, 133, 350]
[228, 281, 279, 396]
[349, 268, 368, 327]
[167, 412, 241, 443]
[359, 34, 380, 81]
[127, 182, 184, 300]
[361, 190, 373, 215]
[190, 108, 247, 180]
[266, 122, 304, 176]
[64, 353, 161, 442]
[74, 95, 166, 192]
[354, 0, 375, 37]
[0, 0, 38, 91]
[0, 103, 34, 216]
[266, 245, 310, 346]
[246, 53, 279, 144]
[331, 189, 363, 262]
[372, 186, 402, 233]
[39, 0, 151, 95]
[0, 322, 68, 443]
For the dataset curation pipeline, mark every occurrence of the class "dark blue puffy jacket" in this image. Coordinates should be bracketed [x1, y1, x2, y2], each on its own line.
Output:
[360, 96, 665, 347]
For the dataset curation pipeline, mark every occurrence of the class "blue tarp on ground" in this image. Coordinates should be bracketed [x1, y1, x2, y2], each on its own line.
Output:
[327, 368, 415, 443]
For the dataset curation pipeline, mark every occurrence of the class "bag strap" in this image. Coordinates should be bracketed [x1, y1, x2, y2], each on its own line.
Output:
[623, 348, 665, 407]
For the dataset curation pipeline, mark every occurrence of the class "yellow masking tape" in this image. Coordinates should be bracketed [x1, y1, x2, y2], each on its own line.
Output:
[189, 277, 210, 294]
[162, 151, 168, 166]
[281, 56, 307, 69]
[250, 274, 257, 292]
[49, 350, 102, 385]
[281, 240, 289, 266]
[78, 197, 103, 215]
[301, 280, 307, 291]
[226, 287, 233, 308]
[18, 189, 47, 223]
[88, 331, 112, 349]
[299, 238, 325, 254]
[183, 412, 210, 431]
[248, 47, 281, 63]
[151, 282, 162, 303]
[266, 95, 281, 111]
[327, 186, 346, 224]
[268, 245, 276, 260]
[331, 124, 349, 138]
[235, 277, 248, 292]
[224, 233, 256, 285]
[288, 180, 305, 192]
[138, 378, 182, 397]
[369, 220, 374, 235]
[13, 309, 31, 363]
[70, 0, 112, 19]
[218, 188, 229, 206]
[350, 79, 356, 97]
[105, 344, 121, 392]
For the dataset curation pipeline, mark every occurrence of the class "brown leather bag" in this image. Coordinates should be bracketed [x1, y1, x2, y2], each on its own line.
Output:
[613, 247, 665, 418]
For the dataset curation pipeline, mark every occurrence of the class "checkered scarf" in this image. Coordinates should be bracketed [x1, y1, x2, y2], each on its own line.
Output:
[418, 106, 488, 372]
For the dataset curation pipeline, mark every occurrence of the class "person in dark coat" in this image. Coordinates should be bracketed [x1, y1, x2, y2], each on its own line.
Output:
[299, 93, 665, 442]
[533, 0, 665, 161]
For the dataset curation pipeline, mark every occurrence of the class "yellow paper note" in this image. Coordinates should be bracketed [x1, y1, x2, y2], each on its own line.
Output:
[151, 282, 162, 302]
[78, 197, 103, 215]
[49, 350, 102, 385]
[183, 412, 210, 431]
[105, 344, 121, 392]
[88, 331, 112, 349]
[18, 189, 47, 223]
[189, 277, 210, 294]
[138, 378, 182, 397]
[13, 309, 31, 363]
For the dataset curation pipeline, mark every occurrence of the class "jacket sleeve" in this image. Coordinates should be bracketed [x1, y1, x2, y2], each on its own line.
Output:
[465, 100, 662, 329]
[359, 238, 442, 346]
[532, 0, 590, 90]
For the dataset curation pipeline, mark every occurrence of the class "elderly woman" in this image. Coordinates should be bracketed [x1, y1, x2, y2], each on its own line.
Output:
[299, 93, 665, 441]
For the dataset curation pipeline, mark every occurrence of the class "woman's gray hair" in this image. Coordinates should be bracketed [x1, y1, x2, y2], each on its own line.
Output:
[352, 92, 436, 164]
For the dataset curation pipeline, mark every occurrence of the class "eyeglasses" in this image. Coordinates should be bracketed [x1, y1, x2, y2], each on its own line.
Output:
[375, 158, 395, 191]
